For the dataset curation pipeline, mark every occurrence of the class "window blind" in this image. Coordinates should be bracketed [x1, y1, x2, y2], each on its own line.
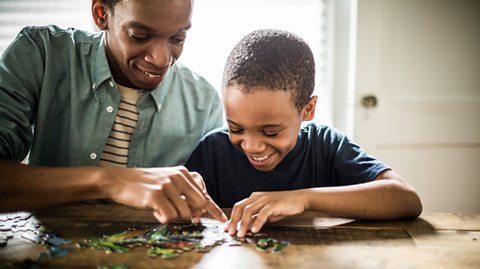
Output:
[0, 0, 331, 124]
[0, 0, 92, 53]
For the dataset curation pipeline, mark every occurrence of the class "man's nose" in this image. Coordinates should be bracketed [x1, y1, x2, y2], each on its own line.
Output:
[144, 41, 172, 68]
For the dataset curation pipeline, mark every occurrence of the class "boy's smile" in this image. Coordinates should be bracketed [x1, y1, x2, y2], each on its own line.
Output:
[223, 86, 311, 172]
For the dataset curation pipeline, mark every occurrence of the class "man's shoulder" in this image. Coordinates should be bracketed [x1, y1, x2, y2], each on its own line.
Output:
[170, 62, 216, 90]
[19, 25, 101, 46]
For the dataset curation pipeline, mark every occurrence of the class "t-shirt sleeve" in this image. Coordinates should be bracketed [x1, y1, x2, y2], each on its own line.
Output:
[319, 126, 390, 186]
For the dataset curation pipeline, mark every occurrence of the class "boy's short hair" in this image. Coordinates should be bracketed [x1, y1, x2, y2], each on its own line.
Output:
[222, 29, 315, 111]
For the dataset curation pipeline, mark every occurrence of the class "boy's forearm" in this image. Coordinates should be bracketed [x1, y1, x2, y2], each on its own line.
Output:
[301, 179, 422, 220]
[0, 160, 105, 212]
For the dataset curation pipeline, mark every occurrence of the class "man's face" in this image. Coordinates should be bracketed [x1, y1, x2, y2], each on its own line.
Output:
[223, 86, 306, 172]
[100, 0, 192, 90]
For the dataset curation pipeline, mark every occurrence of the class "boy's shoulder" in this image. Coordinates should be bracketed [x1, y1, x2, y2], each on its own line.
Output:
[201, 127, 229, 143]
[300, 123, 347, 140]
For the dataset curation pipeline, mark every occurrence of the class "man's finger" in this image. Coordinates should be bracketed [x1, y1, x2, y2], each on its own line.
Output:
[202, 193, 228, 222]
[162, 183, 192, 220]
[150, 195, 178, 223]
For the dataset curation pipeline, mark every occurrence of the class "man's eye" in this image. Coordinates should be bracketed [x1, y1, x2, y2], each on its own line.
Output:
[171, 36, 186, 45]
[130, 34, 149, 42]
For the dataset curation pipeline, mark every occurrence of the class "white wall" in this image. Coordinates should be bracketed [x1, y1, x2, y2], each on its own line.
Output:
[351, 0, 480, 213]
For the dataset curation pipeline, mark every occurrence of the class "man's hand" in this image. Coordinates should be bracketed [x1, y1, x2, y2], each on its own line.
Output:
[225, 190, 307, 237]
[103, 166, 227, 223]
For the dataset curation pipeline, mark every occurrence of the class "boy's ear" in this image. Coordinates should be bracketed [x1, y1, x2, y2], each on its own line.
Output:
[92, 1, 108, 30]
[303, 95, 318, 121]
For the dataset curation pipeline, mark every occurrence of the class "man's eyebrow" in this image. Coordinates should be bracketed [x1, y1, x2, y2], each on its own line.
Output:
[125, 21, 192, 33]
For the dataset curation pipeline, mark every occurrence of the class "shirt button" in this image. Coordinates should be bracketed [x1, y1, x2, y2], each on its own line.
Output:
[92, 83, 96, 90]
[109, 80, 114, 88]
[106, 106, 114, 113]
[158, 104, 162, 111]
[89, 152, 97, 160]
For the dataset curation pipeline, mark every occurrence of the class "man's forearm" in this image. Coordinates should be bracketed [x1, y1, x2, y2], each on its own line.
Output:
[0, 160, 104, 212]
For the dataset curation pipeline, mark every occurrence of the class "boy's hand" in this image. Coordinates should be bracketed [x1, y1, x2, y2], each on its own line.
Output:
[224, 190, 307, 237]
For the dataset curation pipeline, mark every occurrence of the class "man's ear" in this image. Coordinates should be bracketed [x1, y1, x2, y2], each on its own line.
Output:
[303, 95, 318, 121]
[92, 1, 108, 30]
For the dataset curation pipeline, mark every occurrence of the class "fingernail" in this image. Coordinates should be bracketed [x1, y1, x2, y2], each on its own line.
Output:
[191, 217, 200, 224]
[251, 226, 258, 233]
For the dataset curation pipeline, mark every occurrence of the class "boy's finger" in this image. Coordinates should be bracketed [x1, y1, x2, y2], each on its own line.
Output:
[228, 200, 248, 235]
[237, 201, 264, 237]
[224, 220, 232, 232]
[251, 206, 273, 233]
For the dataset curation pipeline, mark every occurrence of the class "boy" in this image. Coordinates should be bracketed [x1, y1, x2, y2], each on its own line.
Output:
[185, 29, 422, 237]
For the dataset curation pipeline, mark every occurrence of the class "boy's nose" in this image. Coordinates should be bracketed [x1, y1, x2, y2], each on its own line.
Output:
[241, 136, 266, 154]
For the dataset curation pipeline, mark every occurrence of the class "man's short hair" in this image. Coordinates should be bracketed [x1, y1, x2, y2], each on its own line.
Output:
[101, 0, 121, 12]
[222, 29, 315, 111]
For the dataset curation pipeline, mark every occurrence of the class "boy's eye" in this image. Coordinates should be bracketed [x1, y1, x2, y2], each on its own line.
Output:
[229, 128, 243, 134]
[263, 132, 279, 137]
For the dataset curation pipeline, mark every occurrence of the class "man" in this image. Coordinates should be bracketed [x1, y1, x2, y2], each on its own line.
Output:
[0, 0, 227, 223]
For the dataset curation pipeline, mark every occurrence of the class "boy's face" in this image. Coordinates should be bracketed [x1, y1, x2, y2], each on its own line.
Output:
[93, 0, 192, 90]
[223, 86, 316, 172]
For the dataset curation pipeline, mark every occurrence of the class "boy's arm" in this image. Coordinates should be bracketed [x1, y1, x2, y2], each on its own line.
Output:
[303, 170, 422, 219]
[0, 160, 227, 223]
[226, 170, 422, 237]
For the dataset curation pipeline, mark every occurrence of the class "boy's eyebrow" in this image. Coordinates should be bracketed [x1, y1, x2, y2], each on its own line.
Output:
[227, 120, 283, 128]
[259, 124, 283, 128]
[125, 21, 192, 33]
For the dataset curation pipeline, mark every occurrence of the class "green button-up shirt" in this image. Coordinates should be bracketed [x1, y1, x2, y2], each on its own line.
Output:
[0, 25, 223, 167]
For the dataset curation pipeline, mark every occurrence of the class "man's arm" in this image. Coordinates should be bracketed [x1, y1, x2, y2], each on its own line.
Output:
[0, 160, 227, 223]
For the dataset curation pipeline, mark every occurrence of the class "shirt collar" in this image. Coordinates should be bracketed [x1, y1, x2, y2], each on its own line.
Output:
[148, 63, 177, 112]
[90, 32, 111, 93]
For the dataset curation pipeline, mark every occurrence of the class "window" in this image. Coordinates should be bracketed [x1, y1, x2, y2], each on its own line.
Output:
[0, 0, 92, 53]
[182, 0, 332, 124]
[0, 0, 332, 124]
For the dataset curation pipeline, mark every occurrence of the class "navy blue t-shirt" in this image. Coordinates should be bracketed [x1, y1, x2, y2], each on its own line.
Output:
[185, 123, 389, 207]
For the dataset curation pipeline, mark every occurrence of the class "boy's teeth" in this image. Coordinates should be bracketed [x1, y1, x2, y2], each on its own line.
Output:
[144, 71, 160, 78]
[252, 155, 268, 161]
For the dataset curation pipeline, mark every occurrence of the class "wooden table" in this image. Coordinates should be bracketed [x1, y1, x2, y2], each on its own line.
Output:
[1, 202, 479, 268]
